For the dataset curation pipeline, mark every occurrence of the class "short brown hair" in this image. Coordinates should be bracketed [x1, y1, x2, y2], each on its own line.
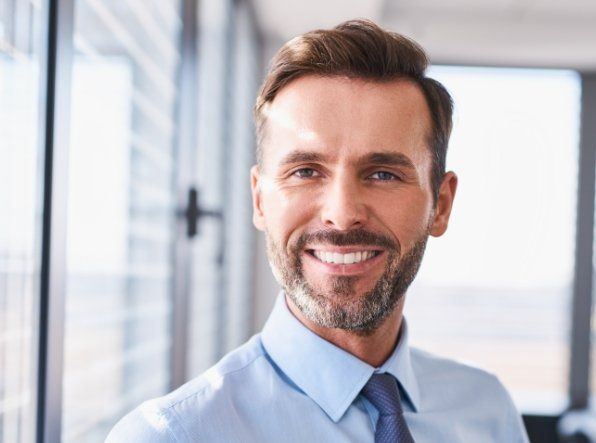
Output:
[254, 19, 453, 202]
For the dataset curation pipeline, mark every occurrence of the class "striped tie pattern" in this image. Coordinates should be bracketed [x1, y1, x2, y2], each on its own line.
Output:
[361, 373, 415, 443]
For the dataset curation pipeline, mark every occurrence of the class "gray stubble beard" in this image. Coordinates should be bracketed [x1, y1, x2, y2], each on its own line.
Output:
[266, 230, 429, 335]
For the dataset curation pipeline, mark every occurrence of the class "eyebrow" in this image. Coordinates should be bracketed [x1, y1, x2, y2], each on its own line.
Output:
[278, 150, 416, 170]
[279, 151, 327, 166]
[360, 152, 416, 170]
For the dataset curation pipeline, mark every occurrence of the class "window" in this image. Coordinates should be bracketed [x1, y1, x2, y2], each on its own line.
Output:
[187, 0, 230, 375]
[61, 1, 183, 440]
[0, 0, 44, 441]
[187, 0, 260, 375]
[406, 66, 581, 414]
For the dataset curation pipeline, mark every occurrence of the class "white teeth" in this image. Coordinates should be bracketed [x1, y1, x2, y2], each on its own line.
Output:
[312, 250, 377, 264]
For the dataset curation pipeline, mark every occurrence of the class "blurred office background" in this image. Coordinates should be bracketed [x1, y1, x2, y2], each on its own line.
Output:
[1, 0, 595, 441]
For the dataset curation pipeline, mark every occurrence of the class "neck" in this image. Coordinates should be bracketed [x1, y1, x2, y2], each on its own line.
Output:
[286, 295, 405, 367]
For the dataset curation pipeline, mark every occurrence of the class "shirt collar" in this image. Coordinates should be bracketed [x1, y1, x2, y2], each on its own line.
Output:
[261, 293, 421, 422]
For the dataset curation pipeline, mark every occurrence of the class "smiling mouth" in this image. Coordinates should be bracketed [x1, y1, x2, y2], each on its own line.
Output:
[306, 249, 382, 265]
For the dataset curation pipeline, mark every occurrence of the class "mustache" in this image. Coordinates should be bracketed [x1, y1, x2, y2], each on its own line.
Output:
[295, 228, 399, 252]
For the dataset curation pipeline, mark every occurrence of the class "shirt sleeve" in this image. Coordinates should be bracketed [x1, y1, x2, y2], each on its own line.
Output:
[105, 403, 184, 443]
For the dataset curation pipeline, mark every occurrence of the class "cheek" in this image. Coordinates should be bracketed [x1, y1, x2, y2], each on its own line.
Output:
[376, 193, 433, 242]
[261, 188, 317, 242]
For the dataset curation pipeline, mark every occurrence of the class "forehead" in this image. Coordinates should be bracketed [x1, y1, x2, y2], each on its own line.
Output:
[261, 75, 432, 169]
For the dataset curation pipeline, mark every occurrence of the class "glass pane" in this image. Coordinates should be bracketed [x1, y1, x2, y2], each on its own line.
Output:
[0, 0, 44, 441]
[61, 1, 182, 441]
[406, 66, 580, 414]
[224, 0, 260, 351]
[187, 0, 230, 375]
[187, 0, 260, 375]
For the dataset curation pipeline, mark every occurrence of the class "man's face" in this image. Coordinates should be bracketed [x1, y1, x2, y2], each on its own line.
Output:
[251, 76, 456, 333]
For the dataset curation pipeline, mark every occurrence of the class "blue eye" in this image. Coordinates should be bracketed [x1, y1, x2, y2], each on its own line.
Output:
[370, 171, 398, 181]
[293, 168, 318, 178]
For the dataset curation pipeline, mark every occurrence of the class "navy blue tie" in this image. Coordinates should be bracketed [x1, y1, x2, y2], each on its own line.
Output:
[361, 373, 415, 443]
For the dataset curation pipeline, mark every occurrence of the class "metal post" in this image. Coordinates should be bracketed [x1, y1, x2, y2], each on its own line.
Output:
[568, 73, 596, 410]
[35, 0, 74, 441]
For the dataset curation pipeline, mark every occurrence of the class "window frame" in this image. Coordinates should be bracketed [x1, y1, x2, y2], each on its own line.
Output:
[568, 73, 596, 410]
[35, 0, 74, 441]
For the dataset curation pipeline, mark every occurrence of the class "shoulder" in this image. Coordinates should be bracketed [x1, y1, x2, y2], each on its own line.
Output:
[410, 347, 529, 442]
[106, 334, 270, 442]
[410, 346, 508, 397]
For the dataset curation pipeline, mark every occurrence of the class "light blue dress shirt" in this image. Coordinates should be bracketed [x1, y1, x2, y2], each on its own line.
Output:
[106, 294, 530, 442]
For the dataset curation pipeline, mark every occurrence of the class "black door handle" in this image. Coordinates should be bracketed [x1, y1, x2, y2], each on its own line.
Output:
[180, 187, 223, 238]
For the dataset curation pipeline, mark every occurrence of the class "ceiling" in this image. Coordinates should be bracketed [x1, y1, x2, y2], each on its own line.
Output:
[251, 0, 596, 71]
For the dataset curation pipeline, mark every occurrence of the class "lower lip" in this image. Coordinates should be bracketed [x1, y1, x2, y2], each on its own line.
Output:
[302, 251, 385, 276]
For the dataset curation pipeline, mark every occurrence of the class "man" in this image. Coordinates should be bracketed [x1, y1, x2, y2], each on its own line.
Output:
[108, 19, 529, 442]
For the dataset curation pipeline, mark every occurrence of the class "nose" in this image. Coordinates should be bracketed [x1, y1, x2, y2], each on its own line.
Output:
[320, 172, 368, 230]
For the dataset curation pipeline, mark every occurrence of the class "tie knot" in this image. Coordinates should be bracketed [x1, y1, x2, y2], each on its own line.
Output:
[361, 373, 404, 416]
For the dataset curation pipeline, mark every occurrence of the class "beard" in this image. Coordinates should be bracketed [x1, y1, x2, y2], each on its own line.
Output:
[266, 227, 429, 335]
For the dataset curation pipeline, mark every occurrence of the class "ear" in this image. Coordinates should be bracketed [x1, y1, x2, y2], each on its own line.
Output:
[251, 165, 266, 231]
[430, 171, 458, 237]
